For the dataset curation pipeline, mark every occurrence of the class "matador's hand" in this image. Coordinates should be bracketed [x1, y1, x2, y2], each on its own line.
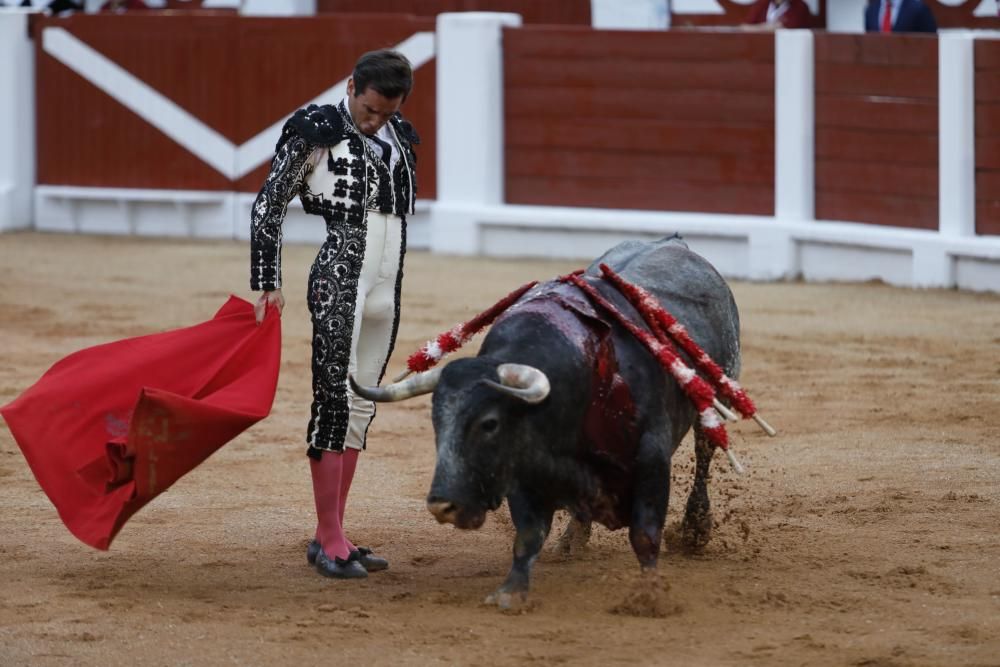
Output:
[255, 289, 285, 325]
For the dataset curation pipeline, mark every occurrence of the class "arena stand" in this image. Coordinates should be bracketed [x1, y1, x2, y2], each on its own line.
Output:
[1, 5, 998, 292]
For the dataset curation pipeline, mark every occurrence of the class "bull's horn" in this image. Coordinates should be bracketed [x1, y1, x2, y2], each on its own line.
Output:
[483, 363, 550, 404]
[349, 367, 442, 402]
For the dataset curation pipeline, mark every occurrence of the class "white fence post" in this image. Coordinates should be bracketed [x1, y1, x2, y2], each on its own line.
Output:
[911, 31, 976, 288]
[938, 31, 976, 239]
[774, 30, 815, 224]
[0, 10, 36, 232]
[431, 11, 522, 255]
[751, 29, 814, 281]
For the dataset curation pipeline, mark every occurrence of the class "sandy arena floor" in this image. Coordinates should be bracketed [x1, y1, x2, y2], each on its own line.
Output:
[1, 231, 998, 667]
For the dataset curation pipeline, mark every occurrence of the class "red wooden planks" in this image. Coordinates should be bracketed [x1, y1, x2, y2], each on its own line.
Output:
[503, 27, 775, 214]
[814, 34, 938, 229]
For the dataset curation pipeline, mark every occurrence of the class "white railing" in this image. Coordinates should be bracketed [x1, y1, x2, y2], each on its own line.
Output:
[0, 10, 35, 233]
[3, 9, 999, 292]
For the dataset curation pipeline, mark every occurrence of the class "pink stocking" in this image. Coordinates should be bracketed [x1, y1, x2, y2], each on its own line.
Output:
[338, 448, 360, 553]
[310, 452, 351, 560]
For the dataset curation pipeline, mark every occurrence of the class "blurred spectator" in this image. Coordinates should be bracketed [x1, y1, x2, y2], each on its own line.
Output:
[743, 0, 813, 30]
[46, 0, 84, 13]
[5, 0, 84, 11]
[865, 0, 937, 33]
[100, 0, 148, 10]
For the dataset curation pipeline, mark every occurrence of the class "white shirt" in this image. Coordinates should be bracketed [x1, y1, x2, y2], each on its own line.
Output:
[342, 95, 401, 172]
[766, 1, 790, 23]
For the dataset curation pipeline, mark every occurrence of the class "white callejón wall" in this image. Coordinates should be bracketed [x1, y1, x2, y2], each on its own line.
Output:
[429, 15, 1000, 293]
[2, 9, 999, 292]
[0, 9, 35, 232]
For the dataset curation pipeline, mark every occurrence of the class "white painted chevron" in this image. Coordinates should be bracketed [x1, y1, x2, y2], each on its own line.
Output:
[43, 27, 235, 177]
[42, 27, 437, 181]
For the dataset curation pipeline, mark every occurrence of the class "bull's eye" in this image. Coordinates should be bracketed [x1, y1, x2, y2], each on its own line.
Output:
[480, 418, 499, 434]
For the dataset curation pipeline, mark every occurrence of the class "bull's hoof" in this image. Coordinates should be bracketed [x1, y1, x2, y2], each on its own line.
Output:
[681, 510, 713, 551]
[484, 588, 529, 611]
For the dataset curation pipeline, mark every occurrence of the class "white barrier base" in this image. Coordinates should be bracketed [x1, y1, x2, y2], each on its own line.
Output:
[21, 187, 1000, 293]
[32, 186, 432, 249]
[232, 194, 431, 248]
[35, 186, 236, 238]
[430, 203, 1000, 293]
[0, 183, 31, 232]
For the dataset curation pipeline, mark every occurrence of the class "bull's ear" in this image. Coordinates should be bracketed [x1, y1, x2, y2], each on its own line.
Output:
[482, 363, 550, 404]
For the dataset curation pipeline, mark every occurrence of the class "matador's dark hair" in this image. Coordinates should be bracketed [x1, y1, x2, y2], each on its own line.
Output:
[352, 49, 413, 102]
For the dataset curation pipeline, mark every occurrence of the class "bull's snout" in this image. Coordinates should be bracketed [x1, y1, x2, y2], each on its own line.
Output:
[426, 497, 459, 525]
[426, 495, 487, 529]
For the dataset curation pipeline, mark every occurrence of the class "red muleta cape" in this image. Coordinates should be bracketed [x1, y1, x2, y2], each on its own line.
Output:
[0, 296, 281, 550]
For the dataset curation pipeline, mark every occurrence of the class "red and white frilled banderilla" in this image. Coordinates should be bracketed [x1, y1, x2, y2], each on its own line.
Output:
[394, 267, 775, 472]
[561, 265, 776, 473]
[394, 280, 538, 382]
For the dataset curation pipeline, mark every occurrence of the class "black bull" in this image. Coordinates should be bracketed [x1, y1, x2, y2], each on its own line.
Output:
[352, 236, 741, 607]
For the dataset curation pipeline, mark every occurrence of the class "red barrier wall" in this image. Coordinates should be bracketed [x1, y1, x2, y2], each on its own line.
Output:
[316, 0, 590, 24]
[813, 33, 938, 230]
[232, 16, 437, 194]
[975, 39, 1000, 236]
[36, 14, 236, 192]
[503, 27, 775, 215]
[34, 14, 437, 197]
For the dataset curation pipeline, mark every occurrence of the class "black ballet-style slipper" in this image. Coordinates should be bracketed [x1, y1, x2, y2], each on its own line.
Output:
[315, 547, 368, 579]
[352, 546, 389, 572]
[307, 539, 321, 565]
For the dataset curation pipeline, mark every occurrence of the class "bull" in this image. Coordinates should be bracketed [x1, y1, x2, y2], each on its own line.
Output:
[352, 236, 742, 607]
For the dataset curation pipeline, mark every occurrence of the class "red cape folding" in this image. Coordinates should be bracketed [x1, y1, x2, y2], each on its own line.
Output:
[1, 296, 281, 550]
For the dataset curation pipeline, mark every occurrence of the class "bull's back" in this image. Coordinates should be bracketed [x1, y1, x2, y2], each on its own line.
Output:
[585, 236, 741, 378]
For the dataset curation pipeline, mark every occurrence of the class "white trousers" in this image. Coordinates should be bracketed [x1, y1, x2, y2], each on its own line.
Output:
[343, 211, 404, 451]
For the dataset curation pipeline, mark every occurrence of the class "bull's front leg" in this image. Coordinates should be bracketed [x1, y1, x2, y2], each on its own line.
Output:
[629, 430, 671, 571]
[485, 490, 553, 610]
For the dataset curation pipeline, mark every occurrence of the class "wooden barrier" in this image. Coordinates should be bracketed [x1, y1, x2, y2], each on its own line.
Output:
[503, 27, 775, 215]
[16, 13, 1000, 289]
[814, 33, 938, 230]
[33, 13, 437, 197]
[975, 38, 1000, 237]
[316, 0, 590, 24]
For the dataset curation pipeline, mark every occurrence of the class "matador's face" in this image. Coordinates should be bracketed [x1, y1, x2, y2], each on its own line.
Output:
[347, 77, 404, 136]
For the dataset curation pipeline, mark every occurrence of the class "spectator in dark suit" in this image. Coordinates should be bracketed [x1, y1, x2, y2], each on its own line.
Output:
[743, 0, 813, 30]
[865, 0, 937, 33]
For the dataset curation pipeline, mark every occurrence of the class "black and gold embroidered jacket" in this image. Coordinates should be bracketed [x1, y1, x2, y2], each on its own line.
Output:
[249, 101, 419, 292]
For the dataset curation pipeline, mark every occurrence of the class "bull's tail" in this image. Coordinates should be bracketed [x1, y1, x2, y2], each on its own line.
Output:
[659, 232, 688, 249]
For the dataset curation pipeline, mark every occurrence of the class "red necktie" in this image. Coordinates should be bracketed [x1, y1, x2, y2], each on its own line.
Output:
[881, 0, 893, 33]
